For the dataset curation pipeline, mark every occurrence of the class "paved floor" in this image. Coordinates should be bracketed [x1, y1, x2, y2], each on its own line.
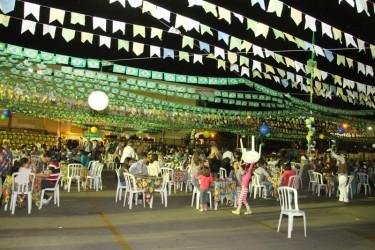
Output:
[1, 171, 375, 250]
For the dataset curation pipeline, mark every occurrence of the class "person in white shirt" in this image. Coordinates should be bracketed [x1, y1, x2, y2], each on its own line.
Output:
[328, 148, 349, 202]
[254, 160, 272, 198]
[222, 146, 235, 164]
[120, 142, 136, 167]
[147, 154, 160, 177]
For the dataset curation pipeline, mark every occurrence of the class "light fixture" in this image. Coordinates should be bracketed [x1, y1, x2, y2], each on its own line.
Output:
[368, 126, 373, 131]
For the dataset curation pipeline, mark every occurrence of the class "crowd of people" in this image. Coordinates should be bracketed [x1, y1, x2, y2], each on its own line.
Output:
[1, 137, 375, 212]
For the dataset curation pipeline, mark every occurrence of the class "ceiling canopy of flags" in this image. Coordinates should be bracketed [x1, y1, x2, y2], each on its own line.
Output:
[0, 0, 374, 142]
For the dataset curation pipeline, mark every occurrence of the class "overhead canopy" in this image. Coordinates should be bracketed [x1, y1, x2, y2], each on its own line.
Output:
[0, 0, 374, 142]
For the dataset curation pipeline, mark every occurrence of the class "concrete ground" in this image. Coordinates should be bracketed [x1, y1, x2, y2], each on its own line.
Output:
[1, 170, 374, 250]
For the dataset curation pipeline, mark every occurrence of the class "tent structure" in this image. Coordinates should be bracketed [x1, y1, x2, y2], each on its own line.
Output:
[0, 0, 374, 143]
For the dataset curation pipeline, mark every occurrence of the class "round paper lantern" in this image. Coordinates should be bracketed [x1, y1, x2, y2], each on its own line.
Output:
[77, 120, 82, 125]
[319, 134, 325, 139]
[265, 133, 271, 138]
[203, 131, 210, 138]
[259, 124, 270, 135]
[1, 114, 7, 120]
[338, 127, 345, 134]
[138, 130, 144, 135]
[3, 109, 11, 117]
[91, 126, 98, 133]
[372, 143, 375, 148]
[194, 134, 200, 139]
[88, 91, 109, 111]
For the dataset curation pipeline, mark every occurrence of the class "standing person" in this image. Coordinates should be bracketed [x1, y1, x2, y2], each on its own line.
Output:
[0, 145, 12, 178]
[195, 165, 213, 212]
[232, 162, 255, 215]
[208, 146, 222, 178]
[222, 146, 235, 164]
[36, 151, 61, 205]
[329, 149, 349, 203]
[83, 139, 92, 158]
[114, 142, 125, 167]
[91, 140, 98, 160]
[120, 142, 136, 167]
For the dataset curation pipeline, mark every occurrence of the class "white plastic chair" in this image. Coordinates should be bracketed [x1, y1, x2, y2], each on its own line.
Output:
[107, 155, 116, 170]
[288, 175, 301, 190]
[277, 186, 307, 238]
[39, 173, 62, 210]
[294, 169, 303, 189]
[357, 173, 371, 195]
[115, 169, 127, 202]
[219, 167, 227, 179]
[123, 173, 145, 209]
[307, 170, 316, 192]
[66, 164, 84, 192]
[191, 186, 212, 210]
[86, 163, 104, 191]
[9, 172, 35, 215]
[313, 172, 328, 196]
[161, 167, 176, 195]
[250, 173, 265, 199]
[152, 173, 170, 208]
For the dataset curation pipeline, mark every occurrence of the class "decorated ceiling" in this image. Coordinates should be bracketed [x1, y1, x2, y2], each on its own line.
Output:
[0, 0, 374, 142]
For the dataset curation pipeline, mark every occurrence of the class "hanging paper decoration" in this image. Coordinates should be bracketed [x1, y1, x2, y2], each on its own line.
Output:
[259, 124, 270, 135]
[88, 91, 109, 111]
[194, 134, 200, 139]
[305, 117, 315, 154]
[319, 134, 325, 139]
[372, 143, 375, 148]
[138, 130, 144, 135]
[77, 120, 82, 125]
[91, 126, 98, 133]
[1, 114, 7, 120]
[265, 133, 271, 138]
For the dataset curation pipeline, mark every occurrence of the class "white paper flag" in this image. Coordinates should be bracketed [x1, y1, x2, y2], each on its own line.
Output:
[99, 35, 111, 48]
[93, 17, 107, 32]
[49, 8, 65, 25]
[24, 2, 40, 21]
[150, 45, 160, 57]
[112, 20, 125, 34]
[193, 54, 203, 64]
[21, 20, 36, 34]
[43, 24, 56, 38]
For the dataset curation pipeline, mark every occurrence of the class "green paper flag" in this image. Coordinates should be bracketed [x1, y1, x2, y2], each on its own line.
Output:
[55, 54, 69, 65]
[71, 57, 86, 68]
[87, 59, 100, 69]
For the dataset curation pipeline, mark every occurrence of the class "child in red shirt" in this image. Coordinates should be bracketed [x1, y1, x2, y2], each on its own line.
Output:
[195, 166, 213, 212]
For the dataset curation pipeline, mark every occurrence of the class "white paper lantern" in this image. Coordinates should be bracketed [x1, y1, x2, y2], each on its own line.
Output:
[88, 91, 109, 111]
[372, 143, 375, 149]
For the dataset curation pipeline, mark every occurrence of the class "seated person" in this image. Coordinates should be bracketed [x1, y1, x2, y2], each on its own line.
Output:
[79, 150, 90, 167]
[119, 157, 135, 186]
[129, 153, 148, 176]
[147, 154, 160, 176]
[254, 160, 272, 198]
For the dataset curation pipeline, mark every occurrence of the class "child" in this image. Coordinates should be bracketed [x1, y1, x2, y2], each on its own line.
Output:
[195, 165, 213, 212]
[232, 162, 255, 215]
